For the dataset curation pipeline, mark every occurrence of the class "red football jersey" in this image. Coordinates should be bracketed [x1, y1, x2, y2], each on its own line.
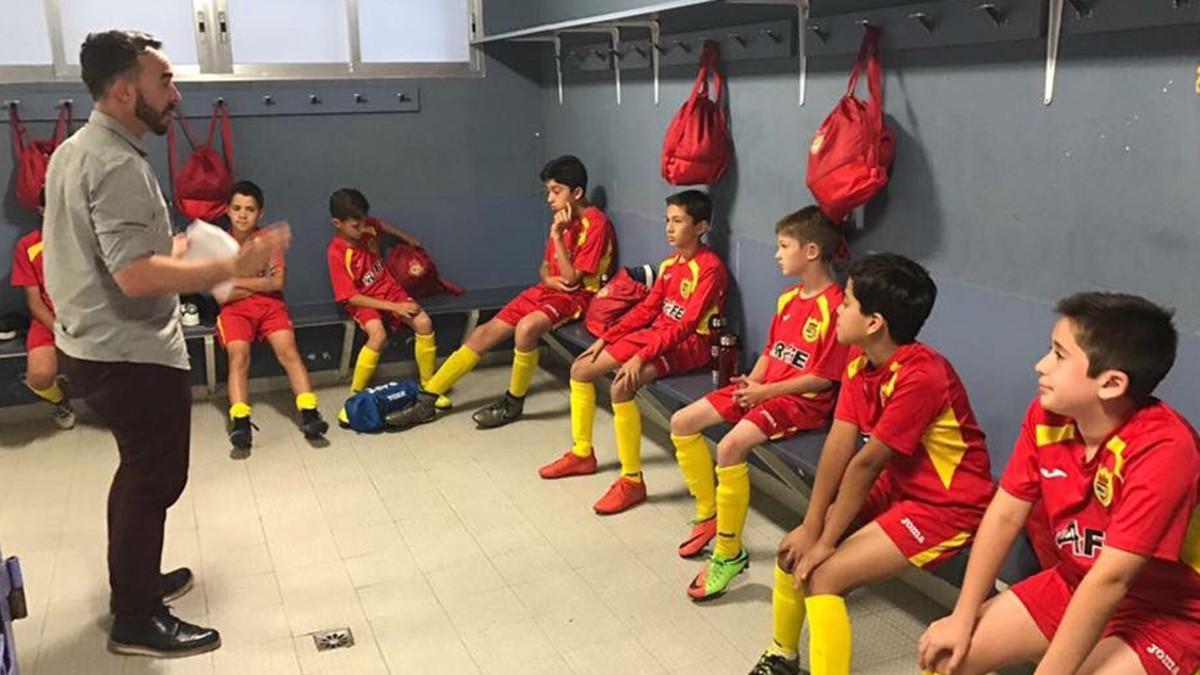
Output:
[761, 284, 850, 410]
[835, 342, 995, 519]
[544, 206, 616, 293]
[327, 221, 406, 304]
[11, 230, 52, 312]
[1001, 398, 1200, 620]
[601, 245, 727, 362]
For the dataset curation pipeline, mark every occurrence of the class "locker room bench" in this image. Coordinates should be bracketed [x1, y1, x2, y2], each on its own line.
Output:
[0, 285, 529, 396]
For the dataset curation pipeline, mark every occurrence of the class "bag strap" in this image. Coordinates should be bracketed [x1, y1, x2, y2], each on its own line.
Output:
[688, 40, 724, 104]
[845, 27, 885, 132]
[51, 102, 72, 146]
[204, 101, 234, 172]
[7, 104, 29, 156]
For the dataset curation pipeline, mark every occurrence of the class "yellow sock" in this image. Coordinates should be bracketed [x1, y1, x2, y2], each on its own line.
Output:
[672, 433, 716, 520]
[295, 392, 318, 411]
[29, 381, 64, 405]
[715, 462, 750, 559]
[612, 400, 643, 482]
[569, 379, 596, 457]
[229, 402, 252, 420]
[424, 345, 479, 395]
[414, 332, 437, 385]
[806, 595, 852, 675]
[350, 346, 381, 392]
[768, 563, 806, 660]
[508, 348, 539, 398]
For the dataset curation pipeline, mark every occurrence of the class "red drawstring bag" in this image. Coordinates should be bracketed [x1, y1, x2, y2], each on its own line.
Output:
[661, 41, 732, 186]
[806, 27, 895, 223]
[384, 243, 464, 298]
[8, 102, 72, 212]
[168, 102, 234, 221]
[585, 267, 651, 337]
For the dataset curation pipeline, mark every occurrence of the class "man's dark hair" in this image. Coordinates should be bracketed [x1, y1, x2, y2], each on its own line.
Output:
[80, 30, 162, 100]
[1056, 292, 1177, 405]
[329, 188, 370, 221]
[539, 155, 588, 193]
[229, 180, 264, 209]
[665, 189, 713, 225]
[775, 206, 842, 263]
[847, 253, 937, 345]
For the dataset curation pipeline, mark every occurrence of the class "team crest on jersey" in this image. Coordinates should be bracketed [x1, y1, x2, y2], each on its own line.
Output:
[408, 262, 424, 278]
[802, 317, 822, 342]
[1093, 466, 1115, 507]
[679, 278, 695, 299]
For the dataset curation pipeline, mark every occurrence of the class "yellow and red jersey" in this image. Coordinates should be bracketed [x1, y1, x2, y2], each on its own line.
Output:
[762, 283, 849, 403]
[545, 206, 616, 294]
[326, 218, 406, 304]
[1001, 398, 1200, 620]
[835, 342, 995, 518]
[601, 245, 727, 363]
[11, 229, 52, 312]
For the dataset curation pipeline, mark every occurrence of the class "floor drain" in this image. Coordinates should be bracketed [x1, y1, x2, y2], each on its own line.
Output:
[312, 627, 355, 652]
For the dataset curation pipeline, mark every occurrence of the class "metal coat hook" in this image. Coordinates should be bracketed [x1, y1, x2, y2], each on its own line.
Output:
[726, 31, 747, 47]
[309, 94, 322, 105]
[1174, 0, 1191, 7]
[396, 92, 410, 103]
[1066, 0, 1092, 17]
[262, 95, 275, 106]
[809, 24, 829, 43]
[5, 100, 20, 110]
[673, 39, 692, 53]
[857, 19, 872, 28]
[214, 96, 225, 106]
[353, 93, 367, 103]
[759, 28, 781, 43]
[909, 12, 935, 33]
[589, 48, 607, 60]
[978, 3, 1006, 26]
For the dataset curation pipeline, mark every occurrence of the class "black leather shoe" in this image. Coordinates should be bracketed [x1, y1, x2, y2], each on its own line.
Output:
[108, 610, 221, 658]
[385, 391, 438, 429]
[471, 393, 525, 429]
[300, 408, 329, 439]
[110, 567, 194, 614]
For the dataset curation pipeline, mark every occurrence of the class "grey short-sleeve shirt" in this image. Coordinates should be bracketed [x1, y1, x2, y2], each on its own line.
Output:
[43, 109, 188, 369]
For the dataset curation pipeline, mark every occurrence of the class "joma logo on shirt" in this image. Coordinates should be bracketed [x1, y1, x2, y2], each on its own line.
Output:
[770, 341, 811, 370]
[1055, 520, 1105, 559]
[663, 300, 685, 321]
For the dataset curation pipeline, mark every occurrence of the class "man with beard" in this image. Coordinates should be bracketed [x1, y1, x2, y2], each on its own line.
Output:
[43, 30, 288, 657]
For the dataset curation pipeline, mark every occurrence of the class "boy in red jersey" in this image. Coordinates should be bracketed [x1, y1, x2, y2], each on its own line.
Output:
[404, 155, 615, 430]
[219, 181, 327, 455]
[11, 222, 75, 429]
[751, 253, 995, 675]
[537, 189, 728, 516]
[920, 292, 1200, 675]
[670, 206, 849, 601]
[326, 188, 440, 425]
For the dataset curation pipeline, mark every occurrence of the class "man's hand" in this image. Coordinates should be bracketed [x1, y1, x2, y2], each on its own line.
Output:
[233, 222, 290, 277]
[613, 354, 646, 390]
[171, 234, 190, 259]
[580, 338, 607, 363]
[731, 376, 771, 409]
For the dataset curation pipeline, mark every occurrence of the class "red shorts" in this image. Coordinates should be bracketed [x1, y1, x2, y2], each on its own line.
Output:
[217, 295, 294, 347]
[706, 384, 831, 439]
[495, 285, 590, 327]
[605, 330, 711, 377]
[344, 288, 415, 332]
[26, 321, 54, 351]
[1011, 566, 1200, 675]
[857, 472, 982, 570]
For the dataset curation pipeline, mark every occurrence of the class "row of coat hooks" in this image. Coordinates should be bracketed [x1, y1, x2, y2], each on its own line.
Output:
[561, 28, 782, 65]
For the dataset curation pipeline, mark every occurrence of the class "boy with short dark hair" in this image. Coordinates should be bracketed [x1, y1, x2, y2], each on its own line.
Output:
[400, 155, 615, 429]
[670, 206, 849, 601]
[537, 189, 728, 516]
[11, 216, 75, 429]
[326, 188, 440, 424]
[219, 180, 327, 454]
[750, 253, 994, 675]
[919, 292, 1200, 675]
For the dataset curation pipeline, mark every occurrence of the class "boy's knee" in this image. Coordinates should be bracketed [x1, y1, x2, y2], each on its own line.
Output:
[569, 360, 592, 382]
[411, 313, 433, 335]
[669, 409, 688, 436]
[716, 436, 749, 466]
[227, 344, 251, 367]
[25, 368, 55, 391]
[364, 325, 388, 349]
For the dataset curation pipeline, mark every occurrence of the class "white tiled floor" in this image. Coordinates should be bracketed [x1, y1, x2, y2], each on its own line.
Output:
[1, 361, 949, 674]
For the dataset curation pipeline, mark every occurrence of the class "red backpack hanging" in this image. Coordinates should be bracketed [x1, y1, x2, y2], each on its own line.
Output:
[8, 102, 72, 212]
[661, 41, 732, 186]
[806, 27, 895, 223]
[168, 101, 234, 221]
[384, 242, 464, 299]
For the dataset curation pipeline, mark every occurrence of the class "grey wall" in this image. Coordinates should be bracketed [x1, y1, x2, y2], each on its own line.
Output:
[538, 23, 1200, 351]
[0, 47, 548, 320]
